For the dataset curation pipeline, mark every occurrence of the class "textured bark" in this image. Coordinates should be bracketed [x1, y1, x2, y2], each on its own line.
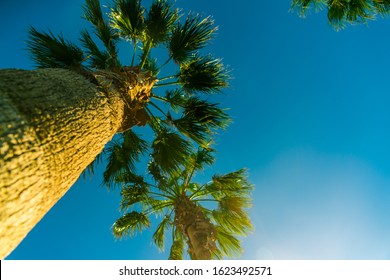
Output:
[0, 68, 155, 259]
[174, 195, 217, 260]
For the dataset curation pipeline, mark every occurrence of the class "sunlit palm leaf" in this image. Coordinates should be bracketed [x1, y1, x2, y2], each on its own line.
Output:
[214, 226, 242, 258]
[168, 14, 216, 63]
[179, 54, 229, 94]
[145, 0, 179, 46]
[212, 207, 252, 236]
[110, 0, 144, 40]
[112, 211, 150, 238]
[120, 185, 150, 210]
[152, 215, 171, 250]
[27, 27, 84, 69]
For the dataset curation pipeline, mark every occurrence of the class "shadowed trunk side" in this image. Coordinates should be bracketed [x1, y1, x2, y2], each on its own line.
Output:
[0, 68, 154, 258]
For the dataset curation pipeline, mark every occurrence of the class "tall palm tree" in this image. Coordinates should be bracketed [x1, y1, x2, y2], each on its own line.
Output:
[291, 0, 390, 30]
[110, 145, 253, 260]
[0, 0, 229, 258]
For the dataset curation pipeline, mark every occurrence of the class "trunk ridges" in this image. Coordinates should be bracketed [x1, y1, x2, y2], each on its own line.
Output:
[0, 67, 156, 258]
[174, 194, 217, 260]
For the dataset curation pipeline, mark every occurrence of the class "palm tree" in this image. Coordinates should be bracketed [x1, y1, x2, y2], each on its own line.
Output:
[110, 145, 253, 259]
[0, 0, 229, 258]
[291, 0, 390, 30]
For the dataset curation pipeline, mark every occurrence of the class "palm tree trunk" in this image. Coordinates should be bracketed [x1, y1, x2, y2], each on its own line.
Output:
[174, 195, 217, 260]
[0, 68, 155, 259]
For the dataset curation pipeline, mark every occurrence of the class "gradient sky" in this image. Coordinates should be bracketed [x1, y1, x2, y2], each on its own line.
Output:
[2, 0, 390, 259]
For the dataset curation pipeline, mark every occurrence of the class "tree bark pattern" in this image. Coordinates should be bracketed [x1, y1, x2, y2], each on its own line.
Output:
[0, 68, 153, 258]
[174, 195, 217, 260]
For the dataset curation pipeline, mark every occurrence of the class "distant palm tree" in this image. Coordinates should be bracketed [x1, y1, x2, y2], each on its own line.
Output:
[291, 0, 390, 30]
[0, 0, 229, 258]
[109, 145, 253, 259]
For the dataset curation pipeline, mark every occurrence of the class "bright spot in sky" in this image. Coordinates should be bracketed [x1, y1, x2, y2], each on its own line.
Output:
[244, 148, 390, 259]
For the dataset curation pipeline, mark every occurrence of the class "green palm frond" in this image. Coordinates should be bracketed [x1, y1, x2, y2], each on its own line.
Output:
[214, 226, 242, 259]
[141, 54, 160, 76]
[112, 211, 150, 238]
[171, 98, 229, 146]
[212, 204, 252, 236]
[145, 0, 179, 46]
[168, 229, 185, 260]
[80, 29, 116, 69]
[210, 168, 252, 194]
[151, 127, 191, 174]
[103, 130, 148, 188]
[168, 14, 216, 63]
[120, 185, 149, 210]
[27, 27, 85, 69]
[187, 147, 215, 172]
[179, 54, 229, 94]
[152, 215, 171, 250]
[110, 0, 145, 40]
[291, 0, 390, 30]
[83, 0, 118, 58]
[164, 89, 189, 111]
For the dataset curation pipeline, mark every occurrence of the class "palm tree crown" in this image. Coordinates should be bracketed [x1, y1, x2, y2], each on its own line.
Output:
[27, 0, 231, 177]
[111, 145, 253, 259]
[291, 0, 390, 30]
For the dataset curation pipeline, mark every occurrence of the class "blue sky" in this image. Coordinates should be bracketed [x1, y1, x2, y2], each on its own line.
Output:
[2, 0, 390, 259]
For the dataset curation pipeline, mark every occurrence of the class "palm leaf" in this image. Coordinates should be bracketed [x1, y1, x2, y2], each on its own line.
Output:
[168, 14, 216, 63]
[27, 27, 84, 69]
[151, 127, 191, 174]
[214, 226, 242, 259]
[152, 215, 171, 251]
[80, 29, 116, 69]
[179, 54, 229, 94]
[120, 185, 150, 210]
[83, 0, 118, 58]
[112, 211, 150, 238]
[103, 130, 148, 188]
[144, 0, 179, 46]
[110, 0, 145, 40]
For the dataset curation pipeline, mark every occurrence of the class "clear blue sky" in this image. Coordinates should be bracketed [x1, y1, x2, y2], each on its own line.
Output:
[2, 0, 390, 259]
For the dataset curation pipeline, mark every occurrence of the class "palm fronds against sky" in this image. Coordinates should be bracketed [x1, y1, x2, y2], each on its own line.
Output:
[110, 145, 253, 259]
[291, 0, 390, 30]
[26, 0, 231, 176]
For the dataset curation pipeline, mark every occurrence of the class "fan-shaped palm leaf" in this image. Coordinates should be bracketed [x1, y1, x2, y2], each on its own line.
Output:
[151, 127, 191, 174]
[152, 215, 171, 251]
[168, 229, 185, 259]
[110, 0, 144, 40]
[168, 14, 216, 63]
[179, 54, 229, 94]
[27, 27, 85, 69]
[83, 0, 118, 58]
[112, 211, 150, 238]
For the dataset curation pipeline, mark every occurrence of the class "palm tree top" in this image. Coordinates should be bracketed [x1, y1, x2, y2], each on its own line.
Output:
[27, 0, 232, 176]
[111, 145, 253, 259]
[291, 0, 390, 30]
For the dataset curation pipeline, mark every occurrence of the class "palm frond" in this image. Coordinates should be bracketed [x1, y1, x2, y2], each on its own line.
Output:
[112, 211, 150, 238]
[110, 0, 145, 40]
[187, 147, 215, 172]
[144, 0, 179, 46]
[212, 203, 252, 236]
[103, 130, 148, 188]
[80, 29, 116, 69]
[151, 127, 191, 174]
[214, 226, 242, 259]
[120, 185, 149, 210]
[27, 27, 85, 69]
[141, 54, 160, 76]
[164, 89, 189, 111]
[179, 54, 229, 94]
[168, 14, 216, 63]
[152, 215, 171, 251]
[83, 0, 118, 58]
